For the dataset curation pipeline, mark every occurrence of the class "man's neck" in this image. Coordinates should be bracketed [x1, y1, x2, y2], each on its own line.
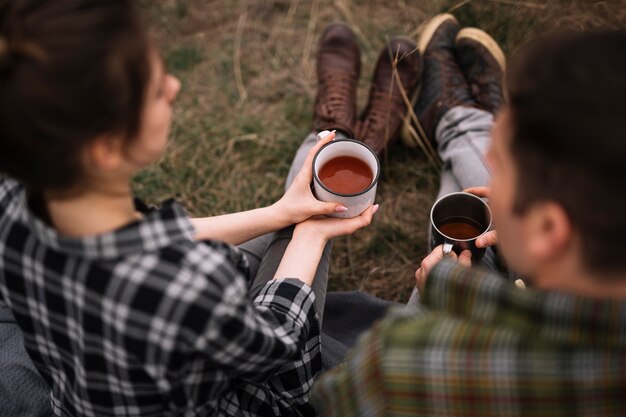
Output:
[533, 257, 626, 299]
[44, 181, 141, 238]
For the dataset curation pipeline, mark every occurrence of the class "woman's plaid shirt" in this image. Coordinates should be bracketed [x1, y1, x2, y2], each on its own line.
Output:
[0, 179, 321, 417]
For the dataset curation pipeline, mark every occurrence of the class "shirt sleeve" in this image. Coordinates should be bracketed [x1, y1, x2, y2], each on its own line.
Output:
[188, 266, 319, 384]
[153, 240, 321, 409]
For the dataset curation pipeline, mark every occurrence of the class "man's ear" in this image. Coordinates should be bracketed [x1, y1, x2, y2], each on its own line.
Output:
[84, 136, 125, 171]
[524, 202, 573, 262]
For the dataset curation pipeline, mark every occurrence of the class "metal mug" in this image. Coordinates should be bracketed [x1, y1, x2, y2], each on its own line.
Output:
[312, 138, 380, 219]
[430, 191, 492, 261]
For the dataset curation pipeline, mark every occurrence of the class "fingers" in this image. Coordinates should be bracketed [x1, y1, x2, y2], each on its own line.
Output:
[476, 230, 497, 248]
[464, 186, 491, 198]
[458, 250, 472, 267]
[340, 204, 378, 234]
[317, 201, 349, 215]
[415, 245, 449, 291]
[350, 204, 378, 231]
[419, 244, 447, 275]
[415, 267, 426, 292]
[319, 203, 379, 240]
[416, 246, 476, 291]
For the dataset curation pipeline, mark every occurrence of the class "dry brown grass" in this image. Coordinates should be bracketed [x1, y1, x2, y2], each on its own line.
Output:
[137, 0, 625, 302]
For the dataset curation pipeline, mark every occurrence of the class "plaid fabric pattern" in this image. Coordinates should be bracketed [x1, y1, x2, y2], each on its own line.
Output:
[0, 179, 321, 417]
[312, 260, 626, 417]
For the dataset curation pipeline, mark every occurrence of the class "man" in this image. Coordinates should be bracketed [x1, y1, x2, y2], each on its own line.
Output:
[312, 14, 626, 416]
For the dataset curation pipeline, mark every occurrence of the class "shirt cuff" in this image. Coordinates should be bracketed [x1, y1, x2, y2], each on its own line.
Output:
[253, 278, 317, 333]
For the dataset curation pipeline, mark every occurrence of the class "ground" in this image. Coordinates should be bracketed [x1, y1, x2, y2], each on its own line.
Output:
[137, 0, 625, 302]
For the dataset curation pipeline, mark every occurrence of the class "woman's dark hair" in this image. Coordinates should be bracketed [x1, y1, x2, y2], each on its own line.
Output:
[0, 0, 152, 191]
[506, 30, 626, 274]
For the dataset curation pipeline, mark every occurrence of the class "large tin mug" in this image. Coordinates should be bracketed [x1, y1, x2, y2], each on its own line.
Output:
[312, 139, 380, 219]
[430, 191, 492, 261]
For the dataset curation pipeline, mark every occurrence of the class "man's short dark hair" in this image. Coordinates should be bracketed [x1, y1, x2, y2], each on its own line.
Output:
[506, 30, 626, 274]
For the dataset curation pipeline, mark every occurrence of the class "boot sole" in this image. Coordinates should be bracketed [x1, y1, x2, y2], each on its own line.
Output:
[417, 13, 458, 54]
[455, 27, 506, 71]
[401, 13, 458, 148]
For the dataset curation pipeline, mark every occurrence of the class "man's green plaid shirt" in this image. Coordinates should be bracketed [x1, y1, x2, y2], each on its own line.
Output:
[312, 260, 626, 416]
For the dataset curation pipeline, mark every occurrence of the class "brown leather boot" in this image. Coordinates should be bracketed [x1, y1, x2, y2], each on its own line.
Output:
[357, 37, 421, 155]
[313, 22, 361, 138]
[455, 28, 506, 114]
[402, 14, 475, 147]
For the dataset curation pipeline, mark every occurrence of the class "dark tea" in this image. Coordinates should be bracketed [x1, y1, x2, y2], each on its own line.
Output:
[318, 156, 373, 195]
[438, 218, 483, 240]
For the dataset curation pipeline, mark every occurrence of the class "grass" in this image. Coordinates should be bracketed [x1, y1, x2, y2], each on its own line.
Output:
[137, 0, 625, 302]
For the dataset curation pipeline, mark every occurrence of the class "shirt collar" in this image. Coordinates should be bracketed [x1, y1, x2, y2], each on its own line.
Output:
[427, 260, 626, 347]
[19, 189, 196, 259]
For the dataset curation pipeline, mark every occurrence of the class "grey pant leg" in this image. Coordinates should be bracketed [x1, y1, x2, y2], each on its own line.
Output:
[238, 234, 269, 283]
[435, 105, 493, 198]
[408, 107, 497, 307]
[241, 131, 346, 324]
[434, 106, 500, 273]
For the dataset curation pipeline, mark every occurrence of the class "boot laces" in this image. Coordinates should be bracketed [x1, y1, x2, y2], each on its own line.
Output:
[361, 88, 404, 139]
[317, 69, 356, 122]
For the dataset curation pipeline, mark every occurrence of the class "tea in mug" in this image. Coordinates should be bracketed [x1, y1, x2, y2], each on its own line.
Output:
[318, 156, 373, 195]
[438, 218, 483, 240]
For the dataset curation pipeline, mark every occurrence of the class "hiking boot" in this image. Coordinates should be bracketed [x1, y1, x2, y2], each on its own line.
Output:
[356, 37, 421, 154]
[313, 22, 361, 138]
[401, 14, 475, 147]
[455, 28, 506, 114]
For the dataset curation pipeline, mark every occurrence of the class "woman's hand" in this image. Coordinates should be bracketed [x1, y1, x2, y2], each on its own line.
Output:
[294, 204, 379, 244]
[464, 186, 498, 249]
[415, 245, 472, 293]
[191, 131, 356, 245]
[274, 131, 349, 224]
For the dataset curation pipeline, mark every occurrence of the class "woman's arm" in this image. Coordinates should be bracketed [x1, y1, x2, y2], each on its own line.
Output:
[190, 132, 349, 245]
[190, 205, 289, 245]
[273, 205, 379, 286]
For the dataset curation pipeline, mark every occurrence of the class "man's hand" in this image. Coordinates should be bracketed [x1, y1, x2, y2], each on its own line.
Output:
[464, 186, 498, 248]
[415, 245, 472, 293]
[274, 131, 350, 224]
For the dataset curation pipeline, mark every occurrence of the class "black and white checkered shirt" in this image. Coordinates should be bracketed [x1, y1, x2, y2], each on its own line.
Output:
[0, 178, 321, 416]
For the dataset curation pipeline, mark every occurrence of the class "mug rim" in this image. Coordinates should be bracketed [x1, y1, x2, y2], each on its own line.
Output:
[312, 138, 381, 197]
[430, 191, 493, 242]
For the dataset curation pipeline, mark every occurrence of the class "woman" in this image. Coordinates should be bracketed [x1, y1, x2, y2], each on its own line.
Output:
[0, 1, 376, 416]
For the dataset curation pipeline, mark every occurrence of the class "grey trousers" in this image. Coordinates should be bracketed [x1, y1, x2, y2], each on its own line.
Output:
[408, 106, 496, 305]
[239, 131, 349, 325]
[434, 106, 493, 198]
